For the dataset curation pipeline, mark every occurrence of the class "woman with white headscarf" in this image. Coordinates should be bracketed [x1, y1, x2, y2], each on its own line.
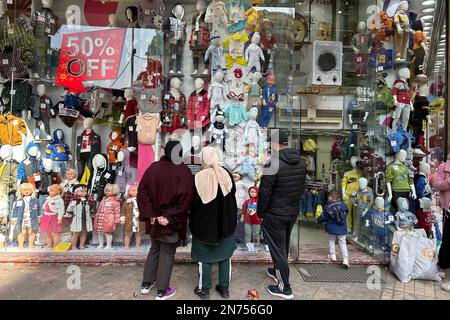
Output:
[190, 146, 237, 300]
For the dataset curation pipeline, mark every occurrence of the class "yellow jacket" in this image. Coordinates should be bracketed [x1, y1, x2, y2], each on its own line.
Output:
[223, 32, 249, 69]
[341, 170, 363, 195]
[0, 113, 27, 146]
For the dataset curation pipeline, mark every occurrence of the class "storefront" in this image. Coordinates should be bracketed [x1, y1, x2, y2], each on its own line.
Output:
[0, 0, 447, 262]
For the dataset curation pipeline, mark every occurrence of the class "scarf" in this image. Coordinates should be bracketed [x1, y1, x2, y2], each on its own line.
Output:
[81, 130, 93, 150]
[195, 146, 232, 204]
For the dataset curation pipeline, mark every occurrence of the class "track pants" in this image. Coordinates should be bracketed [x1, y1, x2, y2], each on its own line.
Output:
[197, 259, 231, 290]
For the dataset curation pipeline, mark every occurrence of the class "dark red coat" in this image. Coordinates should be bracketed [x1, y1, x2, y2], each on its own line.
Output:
[187, 89, 211, 129]
[137, 157, 194, 240]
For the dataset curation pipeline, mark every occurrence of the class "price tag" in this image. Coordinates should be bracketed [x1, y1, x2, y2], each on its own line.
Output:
[17, 201, 23, 207]
[41, 103, 47, 109]
[50, 109, 56, 116]
[58, 103, 64, 109]
[165, 94, 170, 100]
[45, 99, 50, 104]
[50, 19, 55, 24]
[129, 126, 134, 132]
[352, 124, 358, 130]
[112, 145, 118, 151]
[141, 94, 146, 100]
[172, 54, 177, 59]
[2, 59, 8, 65]
[368, 130, 374, 136]
[10, 89, 15, 95]
[399, 214, 405, 220]
[45, 27, 51, 34]
[47, 49, 52, 55]
[7, 28, 13, 35]
[12, 120, 18, 125]
[198, 96, 203, 102]
[388, 215, 394, 222]
[23, 159, 31, 166]
[145, 9, 150, 15]
[391, 141, 397, 147]
[99, 93, 105, 99]
[104, 173, 111, 179]
[105, 201, 112, 207]
[95, 175, 101, 181]
[393, 165, 399, 171]
[34, 173, 41, 182]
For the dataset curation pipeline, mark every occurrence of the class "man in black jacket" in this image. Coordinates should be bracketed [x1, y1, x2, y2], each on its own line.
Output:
[257, 130, 306, 299]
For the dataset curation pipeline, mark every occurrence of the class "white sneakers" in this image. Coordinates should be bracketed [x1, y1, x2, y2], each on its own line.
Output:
[328, 253, 337, 261]
[246, 243, 255, 252]
[442, 282, 450, 292]
[343, 258, 350, 269]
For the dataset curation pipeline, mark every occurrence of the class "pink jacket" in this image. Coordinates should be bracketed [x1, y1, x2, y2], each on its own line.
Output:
[432, 160, 450, 211]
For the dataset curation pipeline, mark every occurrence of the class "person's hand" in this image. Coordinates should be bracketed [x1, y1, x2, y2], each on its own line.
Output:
[411, 191, 417, 200]
[387, 194, 392, 203]
[240, 216, 244, 223]
[157, 216, 169, 226]
[354, 48, 360, 55]
[397, 27, 403, 33]
[1, 216, 6, 225]
[151, 217, 156, 225]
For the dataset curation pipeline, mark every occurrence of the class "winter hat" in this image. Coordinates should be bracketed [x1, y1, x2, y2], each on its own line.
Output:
[73, 184, 88, 195]
[164, 140, 184, 164]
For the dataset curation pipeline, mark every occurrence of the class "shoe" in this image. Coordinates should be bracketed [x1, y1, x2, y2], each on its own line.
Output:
[191, 69, 198, 75]
[194, 286, 209, 299]
[265, 245, 269, 252]
[155, 287, 176, 300]
[343, 258, 350, 269]
[267, 268, 278, 283]
[328, 253, 337, 261]
[96, 245, 104, 249]
[140, 281, 155, 295]
[215, 285, 229, 299]
[441, 282, 450, 292]
[267, 285, 293, 300]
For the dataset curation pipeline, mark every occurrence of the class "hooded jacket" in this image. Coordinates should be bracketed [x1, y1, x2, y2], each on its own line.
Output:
[45, 129, 71, 161]
[374, 78, 394, 114]
[17, 142, 43, 183]
[0, 113, 28, 146]
[165, 4, 186, 42]
[106, 129, 126, 163]
[257, 148, 306, 218]
[242, 186, 261, 225]
[432, 160, 450, 212]
[90, 154, 114, 202]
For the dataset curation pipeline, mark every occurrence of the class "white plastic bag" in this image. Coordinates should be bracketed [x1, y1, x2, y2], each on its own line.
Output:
[390, 229, 420, 283]
[412, 236, 441, 281]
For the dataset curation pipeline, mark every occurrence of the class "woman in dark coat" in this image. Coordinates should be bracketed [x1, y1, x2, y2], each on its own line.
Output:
[190, 146, 237, 299]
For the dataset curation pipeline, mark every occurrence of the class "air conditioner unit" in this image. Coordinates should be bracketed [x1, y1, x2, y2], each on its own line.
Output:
[312, 40, 343, 86]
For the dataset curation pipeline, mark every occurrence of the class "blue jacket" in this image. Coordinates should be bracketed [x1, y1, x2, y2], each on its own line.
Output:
[262, 86, 278, 107]
[17, 142, 43, 183]
[12, 196, 40, 231]
[318, 200, 348, 235]
[45, 129, 71, 161]
[387, 126, 415, 153]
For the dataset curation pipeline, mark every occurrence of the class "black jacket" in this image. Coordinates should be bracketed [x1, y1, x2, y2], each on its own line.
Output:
[257, 148, 306, 218]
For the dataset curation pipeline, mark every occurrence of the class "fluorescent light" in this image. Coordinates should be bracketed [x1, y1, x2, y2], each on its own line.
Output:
[421, 15, 434, 20]
[422, 8, 435, 13]
[424, 26, 432, 31]
[421, 0, 436, 5]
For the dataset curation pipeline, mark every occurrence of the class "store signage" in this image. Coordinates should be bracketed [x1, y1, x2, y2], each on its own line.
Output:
[56, 28, 126, 91]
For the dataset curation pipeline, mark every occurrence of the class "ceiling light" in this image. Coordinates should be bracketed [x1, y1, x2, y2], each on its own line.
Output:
[422, 8, 435, 13]
[421, 0, 436, 5]
[421, 15, 434, 20]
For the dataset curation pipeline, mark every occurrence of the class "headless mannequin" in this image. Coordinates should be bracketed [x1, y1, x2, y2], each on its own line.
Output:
[342, 156, 363, 232]
[348, 86, 369, 126]
[391, 68, 412, 130]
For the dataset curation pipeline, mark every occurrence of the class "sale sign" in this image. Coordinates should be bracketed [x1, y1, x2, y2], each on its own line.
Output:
[56, 28, 126, 91]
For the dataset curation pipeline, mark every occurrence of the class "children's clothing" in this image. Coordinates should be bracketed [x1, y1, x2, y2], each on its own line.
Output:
[65, 196, 96, 233]
[40, 195, 65, 233]
[121, 197, 146, 234]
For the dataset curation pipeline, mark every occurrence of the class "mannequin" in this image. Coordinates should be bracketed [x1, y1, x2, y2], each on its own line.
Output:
[394, 1, 410, 63]
[223, 32, 249, 69]
[208, 109, 228, 152]
[386, 150, 417, 213]
[76, 118, 101, 181]
[352, 21, 371, 76]
[348, 86, 369, 127]
[136, 111, 161, 181]
[119, 89, 138, 152]
[137, 0, 165, 29]
[412, 19, 428, 80]
[374, 77, 394, 116]
[90, 154, 114, 203]
[187, 78, 211, 131]
[161, 77, 187, 134]
[205, 0, 228, 31]
[373, 11, 394, 42]
[412, 162, 432, 212]
[391, 68, 412, 130]
[126, 6, 140, 28]
[106, 129, 126, 165]
[108, 14, 119, 27]
[241, 144, 259, 182]
[17, 142, 42, 184]
[12, 183, 40, 249]
[260, 19, 277, 73]
[417, 197, 433, 238]
[29, 158, 62, 217]
[114, 150, 136, 198]
[189, 0, 210, 76]
[367, 197, 395, 252]
[208, 71, 227, 120]
[350, 177, 374, 242]
[165, 4, 186, 74]
[411, 83, 431, 144]
[31, 0, 59, 79]
[45, 129, 72, 177]
[342, 156, 363, 232]
[395, 197, 418, 230]
[60, 168, 79, 209]
[258, 73, 278, 128]
[225, 69, 248, 127]
[204, 31, 226, 75]
[30, 84, 54, 140]
[246, 72, 262, 109]
[244, 107, 262, 153]
[245, 32, 265, 75]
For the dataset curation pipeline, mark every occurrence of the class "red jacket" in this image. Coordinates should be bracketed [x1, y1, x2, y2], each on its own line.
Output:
[241, 186, 261, 225]
[392, 79, 411, 105]
[187, 89, 211, 129]
[124, 99, 139, 120]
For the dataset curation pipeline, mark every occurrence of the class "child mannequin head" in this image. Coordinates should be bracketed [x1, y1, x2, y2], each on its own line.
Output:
[128, 182, 139, 198]
[73, 184, 88, 198]
[249, 186, 258, 199]
[48, 184, 62, 197]
[65, 169, 77, 181]
[104, 184, 120, 197]
[20, 183, 34, 197]
[328, 190, 340, 202]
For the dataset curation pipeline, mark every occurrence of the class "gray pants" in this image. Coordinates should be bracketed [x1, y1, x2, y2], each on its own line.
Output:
[244, 223, 261, 244]
[143, 233, 179, 291]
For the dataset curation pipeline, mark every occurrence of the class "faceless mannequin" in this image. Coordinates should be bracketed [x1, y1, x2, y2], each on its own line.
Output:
[374, 196, 384, 210]
[358, 177, 368, 190]
[42, 0, 53, 9]
[190, 0, 210, 76]
[56, 130, 63, 140]
[167, 4, 186, 74]
[77, 118, 100, 181]
[247, 72, 263, 108]
[83, 117, 94, 133]
[126, 6, 139, 28]
[28, 146, 39, 158]
[117, 151, 125, 163]
[170, 78, 182, 99]
[244, 107, 262, 153]
[341, 156, 363, 232]
[245, 32, 265, 75]
[65, 5, 81, 27]
[192, 135, 201, 153]
[0, 145, 12, 161]
[391, 67, 412, 130]
[386, 150, 417, 203]
[350, 177, 374, 241]
[111, 131, 119, 141]
[352, 21, 370, 55]
[394, 1, 410, 62]
[108, 14, 119, 27]
[204, 31, 226, 75]
[209, 71, 227, 119]
[395, 197, 417, 230]
[188, 78, 210, 129]
[419, 162, 431, 175]
[194, 78, 204, 92]
[161, 78, 187, 134]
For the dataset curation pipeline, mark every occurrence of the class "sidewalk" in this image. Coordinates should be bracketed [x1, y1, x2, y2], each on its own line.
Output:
[0, 263, 448, 300]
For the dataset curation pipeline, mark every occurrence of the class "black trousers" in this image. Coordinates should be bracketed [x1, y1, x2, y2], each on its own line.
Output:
[77, 152, 92, 181]
[126, 117, 138, 149]
[261, 214, 297, 292]
[439, 210, 450, 269]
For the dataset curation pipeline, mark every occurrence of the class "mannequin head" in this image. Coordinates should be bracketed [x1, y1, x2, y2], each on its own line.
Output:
[170, 77, 182, 90]
[0, 1, 7, 17]
[56, 129, 63, 140]
[117, 151, 125, 163]
[266, 74, 276, 86]
[128, 182, 139, 198]
[37, 84, 47, 96]
[65, 168, 77, 181]
[248, 107, 259, 121]
[0, 145, 12, 161]
[419, 197, 432, 211]
[357, 21, 367, 34]
[48, 184, 61, 197]
[83, 118, 94, 130]
[215, 109, 225, 123]
[358, 177, 368, 190]
[28, 146, 39, 158]
[110, 129, 119, 141]
[194, 78, 204, 91]
[214, 71, 225, 83]
[398, 67, 411, 80]
[419, 162, 431, 175]
[93, 154, 107, 169]
[374, 197, 385, 210]
[350, 156, 359, 169]
[20, 183, 34, 197]
[252, 32, 261, 45]
[108, 14, 119, 27]
[397, 197, 409, 211]
[172, 4, 184, 19]
[42, 158, 53, 171]
[42, 0, 53, 9]
[418, 83, 429, 96]
[196, 0, 206, 12]
[124, 88, 134, 100]
[74, 184, 88, 197]
[210, 31, 221, 46]
[398, 1, 409, 12]
[65, 5, 81, 26]
[395, 149, 407, 163]
[104, 183, 119, 197]
[192, 135, 201, 150]
[125, 6, 138, 22]
[356, 86, 364, 97]
[252, 72, 263, 83]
